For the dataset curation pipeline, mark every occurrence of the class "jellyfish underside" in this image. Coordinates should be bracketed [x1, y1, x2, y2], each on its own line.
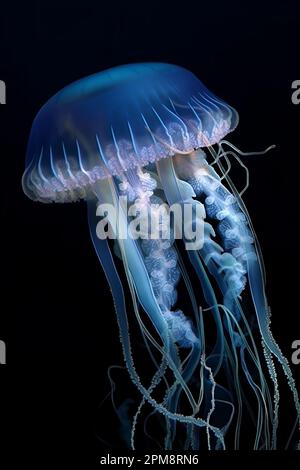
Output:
[87, 140, 300, 451]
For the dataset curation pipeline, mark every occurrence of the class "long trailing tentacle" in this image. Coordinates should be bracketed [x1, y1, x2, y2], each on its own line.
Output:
[157, 154, 282, 449]
[172, 143, 300, 448]
[211, 143, 300, 448]
[88, 190, 225, 448]
[156, 157, 237, 445]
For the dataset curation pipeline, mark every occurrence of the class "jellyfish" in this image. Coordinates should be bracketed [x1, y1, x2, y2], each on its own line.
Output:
[22, 63, 300, 450]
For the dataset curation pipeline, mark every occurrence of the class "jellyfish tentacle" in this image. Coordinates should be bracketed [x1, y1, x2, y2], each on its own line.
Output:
[88, 199, 225, 447]
[210, 150, 300, 446]
[198, 234, 275, 448]
[90, 178, 229, 445]
[164, 252, 205, 450]
[157, 155, 279, 449]
[102, 177, 198, 410]
[119, 167, 204, 448]
[186, 171, 254, 302]
[155, 158, 231, 382]
[247, 255, 300, 447]
[262, 344, 279, 449]
[222, 305, 268, 448]
[184, 252, 244, 449]
[201, 355, 217, 450]
[202, 302, 273, 448]
[212, 150, 299, 424]
[156, 157, 237, 445]
[162, 250, 206, 449]
[119, 167, 200, 350]
[123, 168, 202, 354]
[131, 356, 168, 450]
[185, 170, 278, 446]
[179, 147, 300, 447]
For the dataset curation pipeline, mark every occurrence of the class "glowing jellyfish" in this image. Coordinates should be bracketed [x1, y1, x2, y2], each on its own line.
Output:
[22, 63, 300, 450]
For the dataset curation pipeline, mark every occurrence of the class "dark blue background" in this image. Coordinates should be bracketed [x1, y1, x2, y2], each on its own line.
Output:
[0, 0, 299, 465]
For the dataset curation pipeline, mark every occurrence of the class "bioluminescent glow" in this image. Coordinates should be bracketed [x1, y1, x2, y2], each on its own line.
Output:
[22, 63, 300, 450]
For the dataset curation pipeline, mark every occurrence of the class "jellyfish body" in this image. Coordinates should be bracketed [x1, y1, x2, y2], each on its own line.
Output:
[22, 63, 300, 450]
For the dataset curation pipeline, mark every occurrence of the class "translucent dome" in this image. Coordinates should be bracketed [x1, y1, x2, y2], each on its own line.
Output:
[22, 63, 238, 202]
